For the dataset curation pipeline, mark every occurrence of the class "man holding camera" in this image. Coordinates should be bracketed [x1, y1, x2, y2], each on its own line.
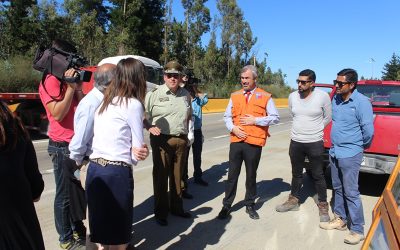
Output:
[181, 69, 209, 200]
[38, 39, 86, 250]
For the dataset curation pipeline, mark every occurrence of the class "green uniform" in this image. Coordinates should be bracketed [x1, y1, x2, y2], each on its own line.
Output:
[145, 83, 192, 220]
[145, 84, 191, 136]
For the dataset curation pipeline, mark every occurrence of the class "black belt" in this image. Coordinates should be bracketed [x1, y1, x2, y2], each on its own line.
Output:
[91, 158, 131, 168]
[48, 139, 69, 147]
[157, 134, 187, 138]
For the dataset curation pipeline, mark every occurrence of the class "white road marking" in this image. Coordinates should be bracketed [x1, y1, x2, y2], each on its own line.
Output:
[213, 135, 229, 139]
[33, 139, 49, 144]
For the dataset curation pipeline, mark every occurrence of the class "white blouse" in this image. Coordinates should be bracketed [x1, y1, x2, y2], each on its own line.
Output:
[90, 97, 144, 166]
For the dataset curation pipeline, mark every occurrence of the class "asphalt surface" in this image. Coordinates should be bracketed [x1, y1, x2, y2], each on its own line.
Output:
[32, 109, 389, 249]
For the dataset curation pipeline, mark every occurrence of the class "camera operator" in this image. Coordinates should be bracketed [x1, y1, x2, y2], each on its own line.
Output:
[38, 39, 86, 250]
[182, 69, 209, 199]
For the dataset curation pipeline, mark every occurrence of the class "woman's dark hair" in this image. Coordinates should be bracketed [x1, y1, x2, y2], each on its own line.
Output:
[99, 58, 147, 114]
[0, 101, 29, 152]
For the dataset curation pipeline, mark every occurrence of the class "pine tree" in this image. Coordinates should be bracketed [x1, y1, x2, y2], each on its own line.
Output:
[382, 53, 400, 80]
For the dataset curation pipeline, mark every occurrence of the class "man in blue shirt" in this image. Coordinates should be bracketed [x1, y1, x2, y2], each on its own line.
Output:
[320, 68, 374, 245]
[181, 77, 209, 199]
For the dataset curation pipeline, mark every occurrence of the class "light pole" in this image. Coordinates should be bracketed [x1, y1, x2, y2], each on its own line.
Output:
[370, 58, 375, 79]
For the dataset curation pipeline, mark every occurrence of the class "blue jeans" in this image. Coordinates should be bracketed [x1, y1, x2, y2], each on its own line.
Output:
[48, 141, 86, 243]
[330, 152, 364, 234]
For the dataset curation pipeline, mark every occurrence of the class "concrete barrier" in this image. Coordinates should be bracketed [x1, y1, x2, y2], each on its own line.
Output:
[202, 98, 288, 114]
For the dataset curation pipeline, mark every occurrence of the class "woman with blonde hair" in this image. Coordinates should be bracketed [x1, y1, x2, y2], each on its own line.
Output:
[86, 58, 148, 249]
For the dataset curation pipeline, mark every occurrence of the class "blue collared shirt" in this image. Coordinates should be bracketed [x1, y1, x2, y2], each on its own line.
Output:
[224, 88, 280, 132]
[329, 89, 374, 158]
[69, 87, 103, 165]
[192, 93, 208, 130]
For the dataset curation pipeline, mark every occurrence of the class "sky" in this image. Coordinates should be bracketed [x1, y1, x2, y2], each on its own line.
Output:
[171, 0, 400, 88]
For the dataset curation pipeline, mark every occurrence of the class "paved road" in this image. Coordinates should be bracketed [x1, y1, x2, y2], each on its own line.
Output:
[33, 108, 388, 249]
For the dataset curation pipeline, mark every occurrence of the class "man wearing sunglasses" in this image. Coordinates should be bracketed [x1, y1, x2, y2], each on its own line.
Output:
[320, 68, 374, 245]
[276, 69, 332, 223]
[218, 65, 280, 220]
[144, 61, 193, 226]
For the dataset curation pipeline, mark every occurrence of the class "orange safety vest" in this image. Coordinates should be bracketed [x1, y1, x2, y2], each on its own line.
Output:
[230, 87, 271, 146]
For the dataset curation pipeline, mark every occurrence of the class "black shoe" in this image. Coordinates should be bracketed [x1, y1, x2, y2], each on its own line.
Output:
[194, 178, 208, 186]
[155, 217, 168, 226]
[171, 210, 192, 218]
[182, 190, 193, 199]
[217, 206, 231, 219]
[246, 206, 259, 220]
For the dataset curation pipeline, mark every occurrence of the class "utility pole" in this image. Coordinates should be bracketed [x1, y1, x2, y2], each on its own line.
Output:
[118, 0, 127, 55]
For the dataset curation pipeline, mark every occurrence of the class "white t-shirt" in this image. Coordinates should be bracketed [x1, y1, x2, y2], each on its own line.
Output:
[289, 89, 332, 143]
[90, 97, 144, 166]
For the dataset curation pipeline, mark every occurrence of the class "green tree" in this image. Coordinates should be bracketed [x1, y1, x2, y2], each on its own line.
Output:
[64, 0, 109, 29]
[181, 0, 210, 68]
[162, 18, 187, 65]
[108, 0, 165, 60]
[34, 1, 73, 47]
[0, 0, 39, 56]
[63, 0, 108, 64]
[198, 23, 223, 83]
[217, 0, 256, 81]
[382, 53, 400, 80]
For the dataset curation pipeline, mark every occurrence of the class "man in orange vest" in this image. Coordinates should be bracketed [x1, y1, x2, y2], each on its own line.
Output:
[218, 65, 280, 220]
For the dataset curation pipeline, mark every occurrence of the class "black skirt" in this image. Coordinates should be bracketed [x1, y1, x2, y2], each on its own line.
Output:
[86, 161, 134, 245]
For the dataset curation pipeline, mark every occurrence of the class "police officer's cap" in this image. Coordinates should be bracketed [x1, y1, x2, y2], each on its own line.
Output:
[164, 61, 183, 74]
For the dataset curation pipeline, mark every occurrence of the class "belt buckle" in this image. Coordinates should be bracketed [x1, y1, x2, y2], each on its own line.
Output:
[98, 158, 107, 167]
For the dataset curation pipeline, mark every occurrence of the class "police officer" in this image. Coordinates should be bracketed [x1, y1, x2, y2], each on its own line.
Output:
[144, 61, 193, 226]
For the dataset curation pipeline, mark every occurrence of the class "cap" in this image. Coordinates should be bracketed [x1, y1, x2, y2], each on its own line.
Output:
[164, 61, 183, 74]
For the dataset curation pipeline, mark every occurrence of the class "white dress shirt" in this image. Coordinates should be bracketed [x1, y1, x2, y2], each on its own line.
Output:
[90, 97, 144, 166]
[69, 88, 103, 165]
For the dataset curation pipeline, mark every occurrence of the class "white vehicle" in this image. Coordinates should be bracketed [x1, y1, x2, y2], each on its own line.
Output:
[98, 55, 163, 92]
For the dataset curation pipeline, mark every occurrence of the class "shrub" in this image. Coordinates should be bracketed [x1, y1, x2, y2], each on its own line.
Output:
[0, 55, 42, 93]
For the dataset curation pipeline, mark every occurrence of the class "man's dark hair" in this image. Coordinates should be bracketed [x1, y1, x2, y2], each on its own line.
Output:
[299, 69, 316, 82]
[337, 68, 358, 88]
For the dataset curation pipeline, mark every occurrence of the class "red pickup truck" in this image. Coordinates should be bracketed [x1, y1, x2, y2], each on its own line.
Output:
[316, 80, 400, 175]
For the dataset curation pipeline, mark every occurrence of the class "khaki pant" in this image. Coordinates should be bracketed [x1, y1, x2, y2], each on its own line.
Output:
[150, 134, 188, 220]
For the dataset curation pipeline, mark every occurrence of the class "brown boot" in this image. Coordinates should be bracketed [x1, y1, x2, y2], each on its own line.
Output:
[276, 194, 299, 212]
[318, 201, 330, 222]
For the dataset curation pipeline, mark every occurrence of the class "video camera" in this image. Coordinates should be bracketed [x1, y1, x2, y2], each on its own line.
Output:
[183, 68, 201, 86]
[33, 46, 92, 83]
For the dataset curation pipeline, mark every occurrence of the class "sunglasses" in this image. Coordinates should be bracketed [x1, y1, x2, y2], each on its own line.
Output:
[333, 80, 351, 88]
[296, 79, 312, 85]
[166, 73, 180, 79]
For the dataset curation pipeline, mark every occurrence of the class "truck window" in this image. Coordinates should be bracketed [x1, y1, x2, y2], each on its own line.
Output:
[313, 86, 333, 96]
[145, 66, 163, 85]
[357, 85, 400, 108]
